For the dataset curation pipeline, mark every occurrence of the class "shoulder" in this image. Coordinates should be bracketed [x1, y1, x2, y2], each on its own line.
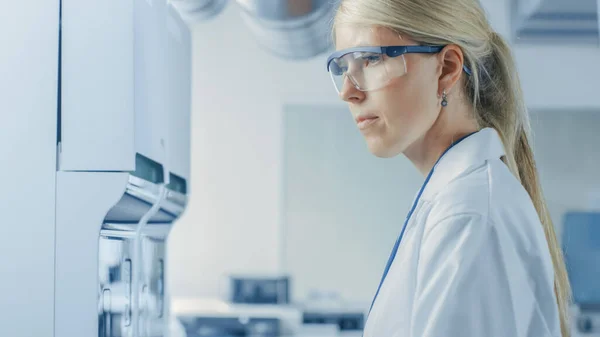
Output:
[425, 161, 492, 225]
[424, 158, 537, 234]
[420, 158, 546, 263]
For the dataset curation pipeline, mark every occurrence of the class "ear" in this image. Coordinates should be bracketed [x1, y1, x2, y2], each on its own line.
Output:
[436, 44, 465, 96]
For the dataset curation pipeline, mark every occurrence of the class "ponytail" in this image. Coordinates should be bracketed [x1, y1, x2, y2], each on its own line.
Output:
[514, 125, 572, 337]
[472, 32, 572, 337]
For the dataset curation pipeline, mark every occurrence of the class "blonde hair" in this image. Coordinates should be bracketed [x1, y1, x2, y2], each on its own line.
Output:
[333, 0, 572, 335]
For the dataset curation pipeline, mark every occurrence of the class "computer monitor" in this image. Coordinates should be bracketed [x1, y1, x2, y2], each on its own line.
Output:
[562, 212, 600, 310]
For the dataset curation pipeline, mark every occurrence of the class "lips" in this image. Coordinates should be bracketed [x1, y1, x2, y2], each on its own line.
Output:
[355, 114, 379, 130]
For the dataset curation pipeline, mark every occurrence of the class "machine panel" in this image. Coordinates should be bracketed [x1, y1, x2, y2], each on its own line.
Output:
[55, 172, 130, 337]
[0, 1, 60, 336]
[99, 230, 136, 337]
[140, 234, 170, 337]
[166, 4, 193, 181]
[60, 0, 135, 171]
[3, 1, 191, 337]
[134, 0, 170, 169]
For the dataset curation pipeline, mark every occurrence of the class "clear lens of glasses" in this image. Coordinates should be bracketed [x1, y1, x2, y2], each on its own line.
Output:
[328, 51, 407, 93]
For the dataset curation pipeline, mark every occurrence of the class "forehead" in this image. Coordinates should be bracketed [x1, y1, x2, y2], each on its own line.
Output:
[334, 25, 405, 50]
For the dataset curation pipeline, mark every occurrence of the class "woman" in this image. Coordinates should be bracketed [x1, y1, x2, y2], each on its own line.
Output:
[325, 1, 571, 337]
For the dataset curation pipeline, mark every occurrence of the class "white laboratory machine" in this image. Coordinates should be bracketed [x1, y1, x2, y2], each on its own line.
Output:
[1, 1, 191, 336]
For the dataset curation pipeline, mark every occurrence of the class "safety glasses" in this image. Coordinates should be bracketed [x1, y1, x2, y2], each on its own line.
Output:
[326, 45, 472, 94]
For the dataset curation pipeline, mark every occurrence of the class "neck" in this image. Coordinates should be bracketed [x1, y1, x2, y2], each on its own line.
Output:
[403, 106, 479, 176]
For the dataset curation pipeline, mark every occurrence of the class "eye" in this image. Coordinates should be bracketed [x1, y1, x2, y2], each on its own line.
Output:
[362, 54, 382, 66]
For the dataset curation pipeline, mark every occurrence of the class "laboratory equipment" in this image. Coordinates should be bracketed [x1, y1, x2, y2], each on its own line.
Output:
[229, 275, 291, 305]
[172, 297, 303, 336]
[178, 316, 282, 337]
[173, 276, 298, 336]
[169, 0, 229, 22]
[172, 0, 339, 60]
[302, 311, 364, 332]
[301, 290, 365, 332]
[2, 0, 191, 336]
[562, 212, 600, 336]
[172, 278, 365, 336]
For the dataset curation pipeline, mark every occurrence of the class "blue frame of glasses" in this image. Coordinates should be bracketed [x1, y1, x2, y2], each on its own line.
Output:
[326, 45, 472, 76]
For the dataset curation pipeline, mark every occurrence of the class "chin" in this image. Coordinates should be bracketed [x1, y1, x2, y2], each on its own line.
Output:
[366, 141, 402, 158]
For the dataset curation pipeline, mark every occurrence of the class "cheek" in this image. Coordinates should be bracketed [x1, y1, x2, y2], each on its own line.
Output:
[381, 76, 437, 126]
[407, 71, 439, 110]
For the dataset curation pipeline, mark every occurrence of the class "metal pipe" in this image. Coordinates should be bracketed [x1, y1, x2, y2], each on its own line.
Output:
[169, 0, 229, 22]
[235, 0, 338, 60]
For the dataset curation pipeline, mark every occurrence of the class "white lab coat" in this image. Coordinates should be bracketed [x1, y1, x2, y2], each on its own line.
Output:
[364, 128, 560, 337]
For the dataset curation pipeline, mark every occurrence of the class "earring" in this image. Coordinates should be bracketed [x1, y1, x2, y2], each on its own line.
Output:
[441, 90, 448, 107]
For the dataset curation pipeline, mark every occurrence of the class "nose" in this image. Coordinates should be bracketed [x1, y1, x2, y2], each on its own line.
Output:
[339, 75, 366, 103]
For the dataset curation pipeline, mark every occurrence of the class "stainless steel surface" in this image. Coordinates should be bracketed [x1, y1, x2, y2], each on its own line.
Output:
[99, 174, 187, 337]
[235, 0, 338, 60]
[170, 0, 229, 22]
[163, 189, 187, 218]
[104, 176, 187, 224]
[128, 176, 162, 203]
[138, 234, 169, 337]
[98, 232, 168, 337]
[169, 0, 339, 59]
[99, 229, 136, 337]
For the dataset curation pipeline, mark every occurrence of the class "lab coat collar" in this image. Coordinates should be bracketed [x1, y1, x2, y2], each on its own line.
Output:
[421, 127, 506, 200]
